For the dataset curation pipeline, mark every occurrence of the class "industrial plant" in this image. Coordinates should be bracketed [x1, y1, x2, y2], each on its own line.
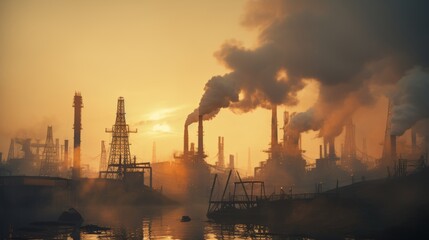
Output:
[2, 0, 429, 238]
[1, 89, 428, 239]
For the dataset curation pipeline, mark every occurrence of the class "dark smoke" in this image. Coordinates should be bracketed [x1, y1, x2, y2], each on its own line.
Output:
[189, 0, 429, 136]
[185, 108, 220, 126]
[391, 68, 429, 136]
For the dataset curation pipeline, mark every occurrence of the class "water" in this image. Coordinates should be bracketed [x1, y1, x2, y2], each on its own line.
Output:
[79, 204, 293, 240]
[4, 204, 315, 239]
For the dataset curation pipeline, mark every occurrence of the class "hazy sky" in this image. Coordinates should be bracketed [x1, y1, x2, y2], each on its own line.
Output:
[0, 0, 391, 173]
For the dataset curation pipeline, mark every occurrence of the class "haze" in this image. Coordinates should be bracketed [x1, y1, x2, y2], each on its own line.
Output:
[0, 0, 390, 173]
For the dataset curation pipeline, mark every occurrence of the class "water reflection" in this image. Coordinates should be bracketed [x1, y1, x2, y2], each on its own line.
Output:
[77, 204, 310, 240]
[4, 204, 314, 239]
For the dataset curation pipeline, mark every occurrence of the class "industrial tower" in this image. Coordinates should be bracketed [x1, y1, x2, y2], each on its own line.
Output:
[99, 140, 107, 173]
[342, 119, 357, 169]
[40, 126, 59, 176]
[103, 97, 137, 179]
[73, 92, 83, 180]
[217, 136, 224, 168]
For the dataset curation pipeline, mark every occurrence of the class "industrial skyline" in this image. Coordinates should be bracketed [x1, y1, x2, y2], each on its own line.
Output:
[0, 0, 424, 173]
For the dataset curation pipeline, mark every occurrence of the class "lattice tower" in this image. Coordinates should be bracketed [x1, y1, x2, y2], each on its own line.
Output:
[99, 140, 107, 173]
[40, 126, 59, 176]
[104, 97, 137, 179]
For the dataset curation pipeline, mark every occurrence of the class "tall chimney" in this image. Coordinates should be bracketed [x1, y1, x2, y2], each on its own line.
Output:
[283, 111, 289, 147]
[183, 124, 189, 159]
[390, 135, 397, 162]
[64, 140, 69, 169]
[319, 145, 323, 159]
[229, 154, 235, 169]
[221, 137, 225, 167]
[73, 92, 83, 180]
[198, 114, 204, 160]
[190, 142, 195, 155]
[329, 137, 336, 158]
[323, 137, 328, 158]
[271, 106, 278, 148]
[218, 136, 225, 167]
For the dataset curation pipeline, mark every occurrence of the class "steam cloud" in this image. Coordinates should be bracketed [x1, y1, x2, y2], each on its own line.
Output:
[391, 68, 429, 136]
[188, 0, 429, 137]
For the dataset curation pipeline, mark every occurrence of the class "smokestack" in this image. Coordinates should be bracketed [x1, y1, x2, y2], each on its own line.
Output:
[184, 125, 189, 158]
[319, 145, 323, 159]
[229, 154, 235, 169]
[73, 92, 83, 180]
[390, 135, 397, 162]
[64, 140, 69, 169]
[329, 137, 336, 158]
[190, 142, 195, 155]
[411, 127, 417, 154]
[218, 136, 225, 167]
[283, 111, 289, 147]
[323, 138, 328, 158]
[271, 106, 278, 148]
[198, 114, 204, 160]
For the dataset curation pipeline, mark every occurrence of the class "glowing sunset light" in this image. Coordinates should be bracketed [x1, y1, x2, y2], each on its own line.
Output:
[152, 123, 172, 134]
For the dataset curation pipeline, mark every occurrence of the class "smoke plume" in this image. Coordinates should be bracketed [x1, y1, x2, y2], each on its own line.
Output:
[391, 68, 429, 136]
[189, 0, 429, 136]
[185, 108, 220, 126]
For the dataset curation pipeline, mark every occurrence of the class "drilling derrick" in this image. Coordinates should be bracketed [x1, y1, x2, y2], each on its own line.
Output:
[99, 140, 107, 173]
[103, 97, 137, 179]
[40, 126, 59, 176]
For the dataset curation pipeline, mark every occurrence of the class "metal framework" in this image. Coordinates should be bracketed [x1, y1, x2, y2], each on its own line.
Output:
[102, 97, 137, 179]
[208, 170, 267, 215]
[39, 126, 59, 176]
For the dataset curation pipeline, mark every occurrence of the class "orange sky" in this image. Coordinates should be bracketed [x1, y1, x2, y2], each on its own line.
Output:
[0, 0, 391, 174]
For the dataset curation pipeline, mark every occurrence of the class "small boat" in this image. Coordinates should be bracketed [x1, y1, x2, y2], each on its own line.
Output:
[181, 216, 191, 222]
